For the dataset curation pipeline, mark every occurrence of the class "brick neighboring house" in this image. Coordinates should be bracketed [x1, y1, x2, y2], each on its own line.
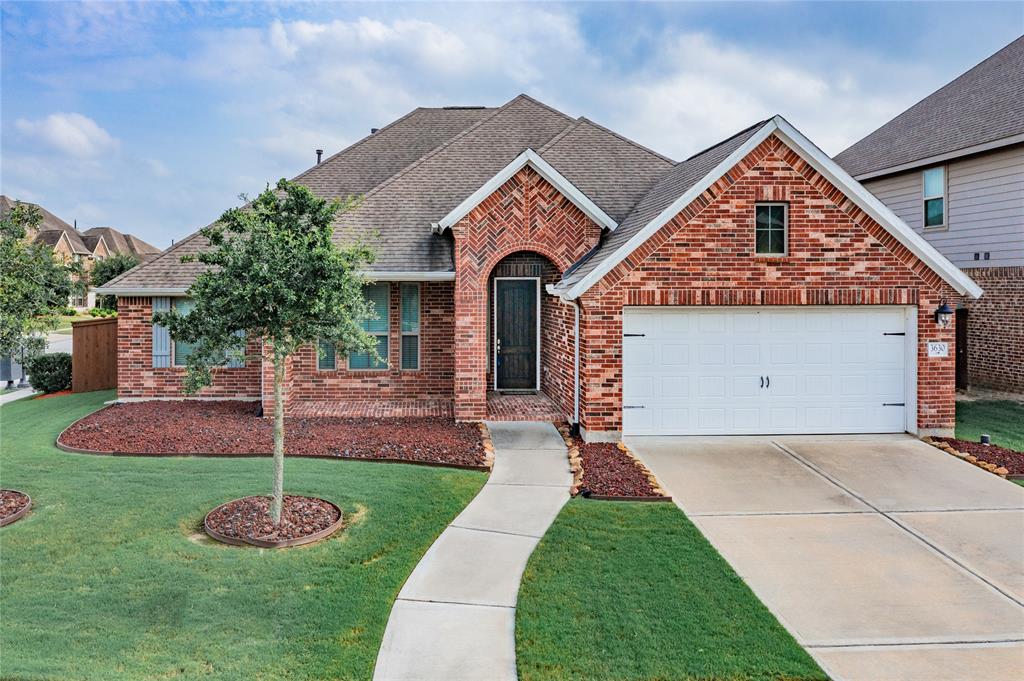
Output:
[0, 196, 162, 309]
[97, 95, 982, 440]
[836, 36, 1023, 394]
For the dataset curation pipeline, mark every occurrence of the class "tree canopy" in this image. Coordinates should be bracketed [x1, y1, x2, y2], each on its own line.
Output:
[92, 252, 140, 309]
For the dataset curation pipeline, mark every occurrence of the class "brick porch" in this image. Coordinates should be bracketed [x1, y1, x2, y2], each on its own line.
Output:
[288, 399, 454, 419]
[486, 391, 565, 422]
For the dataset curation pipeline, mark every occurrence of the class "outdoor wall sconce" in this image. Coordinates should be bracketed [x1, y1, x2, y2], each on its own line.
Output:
[934, 301, 954, 329]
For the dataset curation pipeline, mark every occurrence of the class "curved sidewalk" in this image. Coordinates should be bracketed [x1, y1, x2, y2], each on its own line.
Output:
[374, 421, 571, 681]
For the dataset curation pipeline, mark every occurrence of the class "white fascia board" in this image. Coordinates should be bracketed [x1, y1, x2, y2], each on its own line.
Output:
[563, 120, 779, 300]
[853, 132, 1024, 181]
[95, 287, 189, 296]
[771, 116, 982, 299]
[435, 148, 617, 232]
[563, 116, 982, 300]
[361, 271, 455, 281]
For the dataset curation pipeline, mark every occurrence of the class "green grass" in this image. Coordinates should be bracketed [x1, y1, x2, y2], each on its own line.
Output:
[956, 400, 1024, 452]
[0, 391, 485, 680]
[52, 313, 93, 334]
[516, 499, 826, 681]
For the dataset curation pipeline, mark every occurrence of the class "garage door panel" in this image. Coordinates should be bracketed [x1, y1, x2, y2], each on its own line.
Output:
[622, 307, 910, 435]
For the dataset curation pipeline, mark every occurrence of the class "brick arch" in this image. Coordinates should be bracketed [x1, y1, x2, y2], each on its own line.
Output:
[481, 243, 572, 280]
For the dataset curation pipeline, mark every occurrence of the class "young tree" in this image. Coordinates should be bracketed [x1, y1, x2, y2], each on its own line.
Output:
[92, 252, 140, 309]
[153, 180, 379, 524]
[0, 202, 80, 362]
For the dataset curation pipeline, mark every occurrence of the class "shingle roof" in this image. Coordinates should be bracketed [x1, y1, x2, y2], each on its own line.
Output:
[100, 94, 678, 290]
[0, 194, 76, 235]
[559, 120, 767, 287]
[835, 36, 1024, 178]
[83, 227, 162, 260]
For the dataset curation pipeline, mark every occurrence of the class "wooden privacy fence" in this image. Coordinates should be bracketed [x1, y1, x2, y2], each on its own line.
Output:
[72, 317, 117, 392]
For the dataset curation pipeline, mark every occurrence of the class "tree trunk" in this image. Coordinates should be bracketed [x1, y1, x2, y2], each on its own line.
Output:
[270, 349, 285, 525]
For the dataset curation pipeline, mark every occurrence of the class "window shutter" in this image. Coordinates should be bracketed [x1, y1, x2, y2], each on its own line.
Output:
[151, 297, 171, 368]
[226, 330, 246, 368]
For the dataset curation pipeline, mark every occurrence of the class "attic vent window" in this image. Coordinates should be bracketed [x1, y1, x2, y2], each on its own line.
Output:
[755, 203, 787, 256]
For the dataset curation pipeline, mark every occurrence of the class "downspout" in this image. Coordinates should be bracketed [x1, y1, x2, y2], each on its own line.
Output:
[547, 285, 581, 436]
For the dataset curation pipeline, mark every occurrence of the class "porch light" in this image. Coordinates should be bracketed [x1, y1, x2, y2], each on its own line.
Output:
[934, 301, 954, 329]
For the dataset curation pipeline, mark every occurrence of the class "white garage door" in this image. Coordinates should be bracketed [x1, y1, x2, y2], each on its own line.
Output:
[622, 307, 913, 435]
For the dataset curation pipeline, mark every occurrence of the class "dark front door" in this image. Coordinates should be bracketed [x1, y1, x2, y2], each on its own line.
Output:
[955, 308, 969, 390]
[495, 279, 537, 390]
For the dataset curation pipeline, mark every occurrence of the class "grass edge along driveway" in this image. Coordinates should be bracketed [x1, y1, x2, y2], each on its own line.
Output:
[516, 498, 827, 681]
[0, 390, 485, 681]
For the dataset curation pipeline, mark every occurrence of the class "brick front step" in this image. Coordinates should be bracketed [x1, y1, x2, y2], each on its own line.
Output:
[486, 392, 565, 423]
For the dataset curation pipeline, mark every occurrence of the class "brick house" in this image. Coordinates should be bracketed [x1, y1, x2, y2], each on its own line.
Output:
[97, 95, 981, 440]
[836, 36, 1023, 393]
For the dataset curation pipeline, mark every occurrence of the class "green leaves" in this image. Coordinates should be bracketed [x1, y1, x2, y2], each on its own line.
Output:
[152, 179, 379, 394]
[0, 202, 80, 361]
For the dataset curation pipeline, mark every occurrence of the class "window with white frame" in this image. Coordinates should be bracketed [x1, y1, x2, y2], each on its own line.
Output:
[923, 166, 945, 228]
[400, 283, 420, 370]
[755, 203, 787, 255]
[349, 283, 389, 370]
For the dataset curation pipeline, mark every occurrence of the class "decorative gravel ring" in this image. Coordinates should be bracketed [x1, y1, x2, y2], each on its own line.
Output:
[204, 495, 344, 548]
[0, 490, 32, 527]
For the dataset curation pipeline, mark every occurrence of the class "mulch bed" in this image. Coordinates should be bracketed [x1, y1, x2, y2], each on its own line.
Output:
[573, 438, 663, 499]
[1, 490, 31, 526]
[205, 495, 342, 547]
[35, 390, 72, 400]
[934, 437, 1024, 475]
[58, 400, 485, 467]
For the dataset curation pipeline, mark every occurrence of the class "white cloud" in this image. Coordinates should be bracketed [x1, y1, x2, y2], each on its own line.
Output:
[15, 112, 119, 158]
[144, 158, 171, 178]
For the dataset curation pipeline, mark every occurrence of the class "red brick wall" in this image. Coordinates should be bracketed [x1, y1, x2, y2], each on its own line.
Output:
[452, 165, 602, 420]
[960, 266, 1024, 392]
[579, 134, 959, 436]
[116, 296, 262, 399]
[287, 281, 455, 407]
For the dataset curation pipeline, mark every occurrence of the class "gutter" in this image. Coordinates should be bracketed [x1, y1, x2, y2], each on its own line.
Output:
[546, 284, 580, 433]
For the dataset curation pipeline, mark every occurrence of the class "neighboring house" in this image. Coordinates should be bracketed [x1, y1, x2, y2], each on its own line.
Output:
[0, 196, 162, 309]
[97, 95, 981, 440]
[836, 36, 1023, 393]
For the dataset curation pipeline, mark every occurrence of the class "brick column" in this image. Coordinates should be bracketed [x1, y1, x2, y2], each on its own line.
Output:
[453, 268, 488, 421]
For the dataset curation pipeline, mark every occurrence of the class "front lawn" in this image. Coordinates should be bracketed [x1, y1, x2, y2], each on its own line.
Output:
[0, 391, 485, 680]
[516, 499, 826, 681]
[956, 400, 1024, 453]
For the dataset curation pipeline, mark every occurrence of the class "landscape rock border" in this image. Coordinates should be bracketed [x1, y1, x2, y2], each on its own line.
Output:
[555, 424, 672, 502]
[0, 490, 32, 527]
[922, 437, 1011, 479]
[203, 496, 344, 548]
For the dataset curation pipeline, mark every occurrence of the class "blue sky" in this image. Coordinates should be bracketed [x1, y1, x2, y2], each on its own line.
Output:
[2, 1, 1022, 248]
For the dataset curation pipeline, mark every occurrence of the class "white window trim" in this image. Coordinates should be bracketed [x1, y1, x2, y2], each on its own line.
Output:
[754, 202, 788, 257]
[922, 166, 947, 231]
[400, 282, 421, 371]
[492, 277, 541, 392]
[349, 283, 390, 371]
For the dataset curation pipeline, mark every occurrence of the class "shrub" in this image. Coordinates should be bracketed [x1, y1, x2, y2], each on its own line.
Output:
[27, 353, 72, 393]
[87, 308, 117, 318]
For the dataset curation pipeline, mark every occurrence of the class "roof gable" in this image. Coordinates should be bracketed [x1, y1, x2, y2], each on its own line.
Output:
[835, 36, 1024, 178]
[558, 116, 982, 300]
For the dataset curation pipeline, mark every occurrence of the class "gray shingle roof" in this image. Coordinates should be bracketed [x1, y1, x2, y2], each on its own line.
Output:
[559, 120, 767, 287]
[83, 227, 162, 260]
[100, 95, 678, 290]
[835, 36, 1024, 178]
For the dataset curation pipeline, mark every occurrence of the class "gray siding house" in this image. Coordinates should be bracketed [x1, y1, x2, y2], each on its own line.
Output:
[836, 36, 1024, 393]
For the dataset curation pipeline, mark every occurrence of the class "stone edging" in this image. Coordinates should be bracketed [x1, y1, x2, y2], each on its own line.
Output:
[479, 423, 495, 470]
[921, 437, 1011, 479]
[0, 490, 32, 527]
[554, 424, 672, 502]
[203, 496, 344, 548]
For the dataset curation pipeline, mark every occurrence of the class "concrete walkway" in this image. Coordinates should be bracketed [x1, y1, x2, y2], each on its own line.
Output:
[374, 421, 571, 681]
[629, 434, 1024, 681]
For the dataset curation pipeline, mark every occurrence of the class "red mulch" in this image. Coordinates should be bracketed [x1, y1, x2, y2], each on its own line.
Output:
[574, 437, 660, 498]
[1, 490, 30, 521]
[59, 400, 485, 467]
[205, 495, 340, 542]
[935, 437, 1024, 475]
[35, 390, 72, 400]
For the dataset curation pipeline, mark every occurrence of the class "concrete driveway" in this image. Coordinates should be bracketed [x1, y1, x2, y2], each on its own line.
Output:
[627, 434, 1024, 681]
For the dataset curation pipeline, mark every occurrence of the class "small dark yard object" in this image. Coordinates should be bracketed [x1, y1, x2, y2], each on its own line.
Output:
[58, 400, 485, 467]
[573, 438, 667, 499]
[204, 495, 343, 548]
[0, 490, 31, 527]
[935, 437, 1024, 476]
